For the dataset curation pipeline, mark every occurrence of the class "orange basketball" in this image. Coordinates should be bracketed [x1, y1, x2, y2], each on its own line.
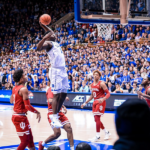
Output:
[39, 14, 51, 25]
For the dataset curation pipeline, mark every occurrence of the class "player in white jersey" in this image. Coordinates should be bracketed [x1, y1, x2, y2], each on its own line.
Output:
[36, 22, 69, 128]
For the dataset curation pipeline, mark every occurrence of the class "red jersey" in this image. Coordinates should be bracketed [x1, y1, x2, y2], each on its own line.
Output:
[91, 81, 105, 100]
[46, 87, 62, 113]
[12, 85, 27, 113]
[145, 86, 150, 107]
[46, 87, 54, 110]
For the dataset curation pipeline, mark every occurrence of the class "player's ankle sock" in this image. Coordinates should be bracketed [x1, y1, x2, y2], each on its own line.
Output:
[53, 114, 58, 119]
[42, 141, 46, 146]
[70, 146, 74, 150]
[96, 132, 100, 138]
[103, 129, 108, 134]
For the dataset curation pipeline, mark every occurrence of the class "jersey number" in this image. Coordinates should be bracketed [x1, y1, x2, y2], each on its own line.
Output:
[93, 92, 96, 98]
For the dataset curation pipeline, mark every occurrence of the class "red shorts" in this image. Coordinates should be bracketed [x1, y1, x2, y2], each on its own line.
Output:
[47, 112, 70, 129]
[92, 100, 106, 116]
[12, 114, 34, 148]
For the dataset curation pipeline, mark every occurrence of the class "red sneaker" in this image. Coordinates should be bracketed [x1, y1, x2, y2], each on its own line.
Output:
[38, 141, 44, 150]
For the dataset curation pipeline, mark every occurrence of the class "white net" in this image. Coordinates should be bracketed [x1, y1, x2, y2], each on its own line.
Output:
[96, 24, 113, 40]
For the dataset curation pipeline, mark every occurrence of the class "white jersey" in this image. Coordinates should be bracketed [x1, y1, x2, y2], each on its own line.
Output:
[47, 41, 65, 68]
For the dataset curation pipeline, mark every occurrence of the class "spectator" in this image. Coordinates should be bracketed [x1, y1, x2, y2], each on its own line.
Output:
[131, 82, 139, 94]
[107, 82, 116, 93]
[2, 69, 7, 84]
[113, 98, 150, 150]
[33, 83, 38, 91]
[114, 83, 123, 93]
[126, 83, 132, 93]
[79, 81, 89, 93]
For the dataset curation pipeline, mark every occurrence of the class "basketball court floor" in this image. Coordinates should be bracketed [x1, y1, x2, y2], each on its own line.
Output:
[0, 104, 118, 150]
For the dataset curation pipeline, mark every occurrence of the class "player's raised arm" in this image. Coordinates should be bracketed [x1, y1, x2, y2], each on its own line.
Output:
[98, 81, 110, 103]
[81, 93, 94, 108]
[39, 22, 55, 37]
[36, 33, 52, 51]
[21, 87, 41, 123]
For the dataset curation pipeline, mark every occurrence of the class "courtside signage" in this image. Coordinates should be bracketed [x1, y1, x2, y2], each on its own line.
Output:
[114, 99, 126, 107]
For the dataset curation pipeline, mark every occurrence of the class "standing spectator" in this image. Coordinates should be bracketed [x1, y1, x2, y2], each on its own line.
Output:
[2, 69, 7, 84]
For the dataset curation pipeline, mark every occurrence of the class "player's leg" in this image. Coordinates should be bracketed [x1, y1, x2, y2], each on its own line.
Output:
[57, 76, 68, 112]
[17, 134, 30, 150]
[28, 127, 35, 150]
[50, 68, 63, 128]
[12, 116, 34, 150]
[63, 123, 74, 150]
[52, 93, 61, 114]
[57, 92, 67, 112]
[39, 128, 61, 150]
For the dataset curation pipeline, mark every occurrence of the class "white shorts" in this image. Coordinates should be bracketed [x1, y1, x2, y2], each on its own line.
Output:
[49, 67, 69, 94]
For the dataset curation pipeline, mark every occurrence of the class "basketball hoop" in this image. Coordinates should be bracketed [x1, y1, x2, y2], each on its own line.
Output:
[96, 24, 113, 40]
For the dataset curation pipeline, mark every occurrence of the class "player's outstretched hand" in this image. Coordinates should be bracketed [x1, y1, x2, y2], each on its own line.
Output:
[39, 21, 46, 28]
[63, 107, 67, 114]
[36, 112, 41, 123]
[98, 98, 104, 103]
[66, 97, 69, 101]
[137, 90, 142, 96]
[81, 103, 86, 108]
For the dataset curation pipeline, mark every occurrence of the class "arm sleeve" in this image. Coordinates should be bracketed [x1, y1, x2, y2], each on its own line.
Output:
[104, 89, 110, 99]
[24, 99, 38, 113]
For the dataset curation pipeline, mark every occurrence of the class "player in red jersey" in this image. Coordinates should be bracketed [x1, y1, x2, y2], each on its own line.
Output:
[138, 76, 150, 107]
[38, 80, 74, 150]
[81, 70, 111, 142]
[10, 69, 41, 150]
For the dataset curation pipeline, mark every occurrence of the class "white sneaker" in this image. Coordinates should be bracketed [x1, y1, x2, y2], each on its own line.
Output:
[88, 136, 100, 142]
[51, 117, 63, 128]
[104, 131, 111, 140]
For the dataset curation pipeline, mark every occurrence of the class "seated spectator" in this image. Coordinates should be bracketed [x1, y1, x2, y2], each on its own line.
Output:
[38, 83, 43, 91]
[79, 81, 89, 93]
[114, 83, 123, 93]
[139, 84, 145, 93]
[107, 82, 116, 93]
[33, 83, 38, 91]
[113, 98, 150, 150]
[75, 142, 91, 150]
[47, 146, 60, 150]
[131, 82, 139, 94]
[135, 32, 142, 41]
[125, 83, 132, 93]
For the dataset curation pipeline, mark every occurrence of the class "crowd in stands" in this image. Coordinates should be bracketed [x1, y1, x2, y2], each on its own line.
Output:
[0, 0, 150, 94]
[0, 0, 73, 54]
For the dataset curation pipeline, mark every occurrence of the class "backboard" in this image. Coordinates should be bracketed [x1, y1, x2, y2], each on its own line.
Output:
[74, 0, 150, 25]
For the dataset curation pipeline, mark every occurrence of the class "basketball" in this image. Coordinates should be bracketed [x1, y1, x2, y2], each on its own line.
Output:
[39, 14, 51, 25]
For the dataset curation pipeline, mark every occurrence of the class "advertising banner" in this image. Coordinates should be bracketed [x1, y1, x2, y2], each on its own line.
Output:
[0, 90, 138, 110]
